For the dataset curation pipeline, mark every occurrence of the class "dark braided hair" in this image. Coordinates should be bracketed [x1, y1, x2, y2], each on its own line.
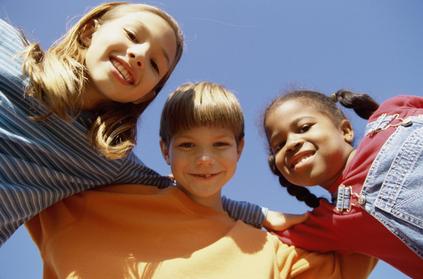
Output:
[331, 89, 379, 120]
[264, 89, 379, 208]
[268, 154, 321, 208]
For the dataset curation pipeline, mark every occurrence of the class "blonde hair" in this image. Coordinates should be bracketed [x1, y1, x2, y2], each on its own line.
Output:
[22, 2, 184, 159]
[160, 81, 244, 146]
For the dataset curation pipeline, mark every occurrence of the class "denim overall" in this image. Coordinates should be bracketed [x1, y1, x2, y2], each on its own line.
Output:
[360, 113, 423, 259]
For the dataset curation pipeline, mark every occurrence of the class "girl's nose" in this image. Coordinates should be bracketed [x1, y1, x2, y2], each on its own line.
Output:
[128, 43, 150, 67]
[286, 135, 303, 153]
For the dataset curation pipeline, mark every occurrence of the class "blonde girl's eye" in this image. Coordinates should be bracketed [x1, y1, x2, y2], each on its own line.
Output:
[124, 28, 138, 43]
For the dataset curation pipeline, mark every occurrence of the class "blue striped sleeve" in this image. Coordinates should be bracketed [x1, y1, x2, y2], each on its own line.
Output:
[221, 196, 266, 228]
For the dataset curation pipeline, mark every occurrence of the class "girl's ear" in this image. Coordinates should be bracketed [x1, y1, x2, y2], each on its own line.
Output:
[340, 119, 354, 144]
[79, 19, 98, 47]
[159, 139, 171, 165]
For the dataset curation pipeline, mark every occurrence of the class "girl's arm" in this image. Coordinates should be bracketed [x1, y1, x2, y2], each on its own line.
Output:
[262, 210, 308, 231]
[280, 243, 378, 279]
[276, 200, 347, 251]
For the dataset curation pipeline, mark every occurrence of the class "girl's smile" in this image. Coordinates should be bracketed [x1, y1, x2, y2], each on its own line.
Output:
[265, 98, 354, 189]
[82, 11, 177, 108]
[288, 150, 315, 171]
[110, 56, 136, 85]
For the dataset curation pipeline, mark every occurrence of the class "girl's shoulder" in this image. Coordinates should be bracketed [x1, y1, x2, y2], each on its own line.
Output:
[382, 95, 423, 108]
[369, 95, 423, 121]
[0, 19, 30, 109]
[0, 19, 26, 49]
[0, 19, 26, 74]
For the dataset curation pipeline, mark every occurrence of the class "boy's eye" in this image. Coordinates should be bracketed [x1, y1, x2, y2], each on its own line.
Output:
[125, 29, 138, 42]
[214, 141, 231, 148]
[178, 142, 194, 149]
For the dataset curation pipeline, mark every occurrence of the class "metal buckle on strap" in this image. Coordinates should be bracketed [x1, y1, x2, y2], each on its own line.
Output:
[334, 184, 366, 214]
[335, 185, 352, 213]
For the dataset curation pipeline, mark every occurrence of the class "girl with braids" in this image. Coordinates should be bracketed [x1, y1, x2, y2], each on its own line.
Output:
[263, 90, 423, 277]
[0, 2, 267, 246]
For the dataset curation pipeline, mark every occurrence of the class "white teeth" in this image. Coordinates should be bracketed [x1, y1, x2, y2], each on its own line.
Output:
[111, 59, 134, 83]
[195, 174, 213, 178]
[292, 154, 313, 168]
[298, 155, 311, 164]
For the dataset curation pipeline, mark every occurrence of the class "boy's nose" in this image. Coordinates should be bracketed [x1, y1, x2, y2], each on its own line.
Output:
[196, 151, 214, 165]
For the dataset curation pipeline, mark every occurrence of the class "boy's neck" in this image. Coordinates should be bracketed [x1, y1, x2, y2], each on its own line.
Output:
[177, 185, 224, 212]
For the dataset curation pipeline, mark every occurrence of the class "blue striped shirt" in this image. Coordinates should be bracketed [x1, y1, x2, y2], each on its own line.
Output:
[0, 19, 265, 245]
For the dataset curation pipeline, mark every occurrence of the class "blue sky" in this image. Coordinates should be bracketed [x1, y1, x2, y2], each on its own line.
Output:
[1, 0, 422, 278]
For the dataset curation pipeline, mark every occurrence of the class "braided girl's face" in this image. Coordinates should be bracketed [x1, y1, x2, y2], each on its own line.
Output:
[265, 99, 354, 189]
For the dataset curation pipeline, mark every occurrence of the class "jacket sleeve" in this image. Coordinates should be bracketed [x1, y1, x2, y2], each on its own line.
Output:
[277, 200, 360, 252]
[275, 239, 378, 279]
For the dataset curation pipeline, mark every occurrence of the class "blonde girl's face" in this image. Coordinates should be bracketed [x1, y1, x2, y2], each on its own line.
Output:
[160, 126, 243, 207]
[82, 10, 177, 108]
[265, 99, 354, 189]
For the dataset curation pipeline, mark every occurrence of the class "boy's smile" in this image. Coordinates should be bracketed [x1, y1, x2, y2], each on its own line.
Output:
[160, 126, 243, 209]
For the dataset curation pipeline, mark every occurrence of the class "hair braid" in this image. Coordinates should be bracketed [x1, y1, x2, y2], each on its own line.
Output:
[332, 89, 379, 120]
[268, 155, 320, 208]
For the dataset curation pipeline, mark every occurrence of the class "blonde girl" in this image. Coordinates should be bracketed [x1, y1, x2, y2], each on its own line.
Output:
[0, 2, 264, 245]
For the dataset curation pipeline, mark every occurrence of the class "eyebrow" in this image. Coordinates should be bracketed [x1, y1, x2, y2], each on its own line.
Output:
[292, 116, 315, 125]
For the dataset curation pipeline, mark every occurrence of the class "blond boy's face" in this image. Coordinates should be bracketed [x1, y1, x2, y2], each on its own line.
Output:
[160, 126, 243, 205]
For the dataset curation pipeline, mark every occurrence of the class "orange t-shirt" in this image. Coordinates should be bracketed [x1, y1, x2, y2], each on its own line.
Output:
[26, 185, 376, 279]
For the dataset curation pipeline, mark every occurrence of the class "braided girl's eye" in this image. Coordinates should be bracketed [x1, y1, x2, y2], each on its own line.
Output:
[298, 123, 312, 133]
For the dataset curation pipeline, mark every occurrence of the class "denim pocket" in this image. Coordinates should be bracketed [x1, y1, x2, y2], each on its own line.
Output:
[362, 117, 423, 256]
[373, 124, 423, 230]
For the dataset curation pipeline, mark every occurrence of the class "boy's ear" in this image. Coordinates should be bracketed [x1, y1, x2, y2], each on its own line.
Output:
[79, 19, 98, 47]
[237, 138, 245, 160]
[340, 120, 354, 144]
[159, 138, 171, 165]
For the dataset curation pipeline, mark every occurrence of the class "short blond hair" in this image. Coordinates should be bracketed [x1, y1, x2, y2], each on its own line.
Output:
[160, 81, 244, 146]
[22, 2, 184, 159]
